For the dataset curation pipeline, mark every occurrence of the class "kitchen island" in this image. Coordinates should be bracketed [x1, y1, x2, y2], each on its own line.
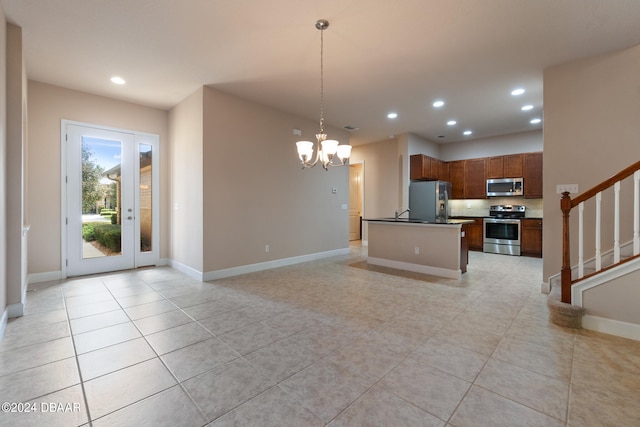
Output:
[365, 218, 474, 279]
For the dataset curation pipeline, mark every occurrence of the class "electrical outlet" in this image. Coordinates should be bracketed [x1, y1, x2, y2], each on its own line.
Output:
[556, 184, 579, 194]
[265, 245, 270, 253]
[414, 247, 420, 255]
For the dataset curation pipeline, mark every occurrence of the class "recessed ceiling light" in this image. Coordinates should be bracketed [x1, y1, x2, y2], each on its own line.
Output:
[447, 120, 457, 126]
[521, 105, 534, 111]
[110, 76, 126, 85]
[530, 118, 542, 124]
[511, 88, 525, 96]
[432, 100, 445, 108]
[387, 112, 398, 119]
[463, 130, 473, 136]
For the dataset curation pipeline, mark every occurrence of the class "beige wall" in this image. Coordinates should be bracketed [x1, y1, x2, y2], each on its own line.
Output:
[202, 87, 350, 272]
[351, 138, 402, 241]
[406, 133, 440, 158]
[543, 44, 640, 287]
[440, 130, 542, 162]
[168, 88, 204, 272]
[583, 268, 640, 324]
[1, 4, 7, 317]
[27, 81, 169, 274]
[5, 23, 27, 310]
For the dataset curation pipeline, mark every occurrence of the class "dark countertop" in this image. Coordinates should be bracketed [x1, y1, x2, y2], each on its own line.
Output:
[449, 215, 543, 220]
[365, 218, 475, 225]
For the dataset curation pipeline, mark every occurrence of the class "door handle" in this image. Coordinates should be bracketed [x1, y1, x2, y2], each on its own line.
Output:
[127, 216, 133, 220]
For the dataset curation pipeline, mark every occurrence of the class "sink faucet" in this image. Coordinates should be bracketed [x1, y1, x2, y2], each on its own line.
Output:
[395, 208, 410, 220]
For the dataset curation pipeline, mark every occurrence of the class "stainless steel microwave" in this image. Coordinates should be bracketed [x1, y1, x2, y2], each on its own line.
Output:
[486, 178, 523, 197]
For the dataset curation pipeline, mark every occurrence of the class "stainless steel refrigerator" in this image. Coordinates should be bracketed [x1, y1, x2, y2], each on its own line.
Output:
[409, 181, 452, 222]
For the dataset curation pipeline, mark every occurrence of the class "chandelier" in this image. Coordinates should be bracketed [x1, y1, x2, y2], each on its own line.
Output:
[296, 19, 352, 170]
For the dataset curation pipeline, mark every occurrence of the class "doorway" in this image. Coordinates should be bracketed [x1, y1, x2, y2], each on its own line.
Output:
[349, 162, 364, 241]
[63, 121, 159, 276]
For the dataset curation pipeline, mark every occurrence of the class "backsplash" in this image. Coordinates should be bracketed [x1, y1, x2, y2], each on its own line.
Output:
[450, 198, 543, 218]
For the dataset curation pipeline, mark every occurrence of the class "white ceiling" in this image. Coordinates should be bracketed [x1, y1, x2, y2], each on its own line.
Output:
[3, 0, 640, 145]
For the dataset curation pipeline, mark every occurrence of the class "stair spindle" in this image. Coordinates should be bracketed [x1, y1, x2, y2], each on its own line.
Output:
[614, 181, 621, 263]
[634, 170, 639, 256]
[595, 192, 602, 272]
[578, 202, 584, 278]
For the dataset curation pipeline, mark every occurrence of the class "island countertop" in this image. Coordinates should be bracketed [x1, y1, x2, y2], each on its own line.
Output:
[364, 218, 475, 225]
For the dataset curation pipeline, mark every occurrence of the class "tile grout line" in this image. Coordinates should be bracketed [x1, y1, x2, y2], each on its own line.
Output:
[443, 290, 539, 425]
[564, 333, 577, 426]
[98, 277, 212, 425]
[62, 279, 96, 426]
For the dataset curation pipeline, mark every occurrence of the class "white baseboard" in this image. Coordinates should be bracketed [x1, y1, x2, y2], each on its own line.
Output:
[0, 308, 8, 343]
[7, 302, 24, 319]
[540, 281, 551, 294]
[24, 248, 351, 286]
[582, 314, 640, 341]
[204, 248, 350, 281]
[28, 270, 63, 285]
[167, 259, 204, 281]
[366, 257, 461, 280]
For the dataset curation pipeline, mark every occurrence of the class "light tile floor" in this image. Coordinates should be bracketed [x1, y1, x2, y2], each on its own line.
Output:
[1, 244, 640, 426]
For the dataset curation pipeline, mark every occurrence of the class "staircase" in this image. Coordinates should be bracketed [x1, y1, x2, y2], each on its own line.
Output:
[548, 160, 640, 340]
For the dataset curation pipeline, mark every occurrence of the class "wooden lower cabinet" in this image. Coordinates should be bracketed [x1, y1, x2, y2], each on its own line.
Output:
[467, 218, 484, 251]
[521, 218, 543, 257]
[460, 224, 469, 273]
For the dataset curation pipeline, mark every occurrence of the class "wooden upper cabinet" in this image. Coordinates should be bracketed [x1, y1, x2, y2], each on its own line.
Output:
[410, 151, 539, 199]
[504, 154, 524, 178]
[524, 152, 543, 198]
[464, 158, 487, 198]
[431, 158, 443, 181]
[410, 154, 428, 180]
[410, 154, 439, 181]
[438, 160, 450, 182]
[487, 154, 524, 179]
[449, 160, 465, 199]
[486, 156, 504, 179]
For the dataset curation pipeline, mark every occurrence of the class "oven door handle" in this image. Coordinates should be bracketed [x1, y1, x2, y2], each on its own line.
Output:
[484, 219, 521, 225]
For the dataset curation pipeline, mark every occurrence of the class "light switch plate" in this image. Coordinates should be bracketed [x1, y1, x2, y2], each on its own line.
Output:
[556, 184, 579, 194]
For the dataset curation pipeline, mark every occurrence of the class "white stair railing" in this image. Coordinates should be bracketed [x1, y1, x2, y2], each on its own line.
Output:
[560, 160, 640, 303]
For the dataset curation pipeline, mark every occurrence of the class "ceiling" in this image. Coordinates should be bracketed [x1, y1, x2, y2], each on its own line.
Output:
[3, 0, 640, 146]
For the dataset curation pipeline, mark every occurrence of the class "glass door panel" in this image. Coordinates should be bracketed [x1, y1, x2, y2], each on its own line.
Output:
[81, 136, 122, 258]
[139, 144, 152, 253]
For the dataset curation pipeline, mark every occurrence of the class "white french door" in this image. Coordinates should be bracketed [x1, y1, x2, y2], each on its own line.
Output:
[64, 121, 159, 277]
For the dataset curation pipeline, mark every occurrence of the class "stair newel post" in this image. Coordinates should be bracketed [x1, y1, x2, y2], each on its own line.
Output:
[561, 191, 573, 303]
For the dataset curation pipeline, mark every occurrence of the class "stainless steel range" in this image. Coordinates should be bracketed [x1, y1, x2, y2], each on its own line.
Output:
[483, 205, 525, 256]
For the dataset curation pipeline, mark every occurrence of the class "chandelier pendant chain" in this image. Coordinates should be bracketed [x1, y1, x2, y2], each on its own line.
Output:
[318, 24, 325, 138]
